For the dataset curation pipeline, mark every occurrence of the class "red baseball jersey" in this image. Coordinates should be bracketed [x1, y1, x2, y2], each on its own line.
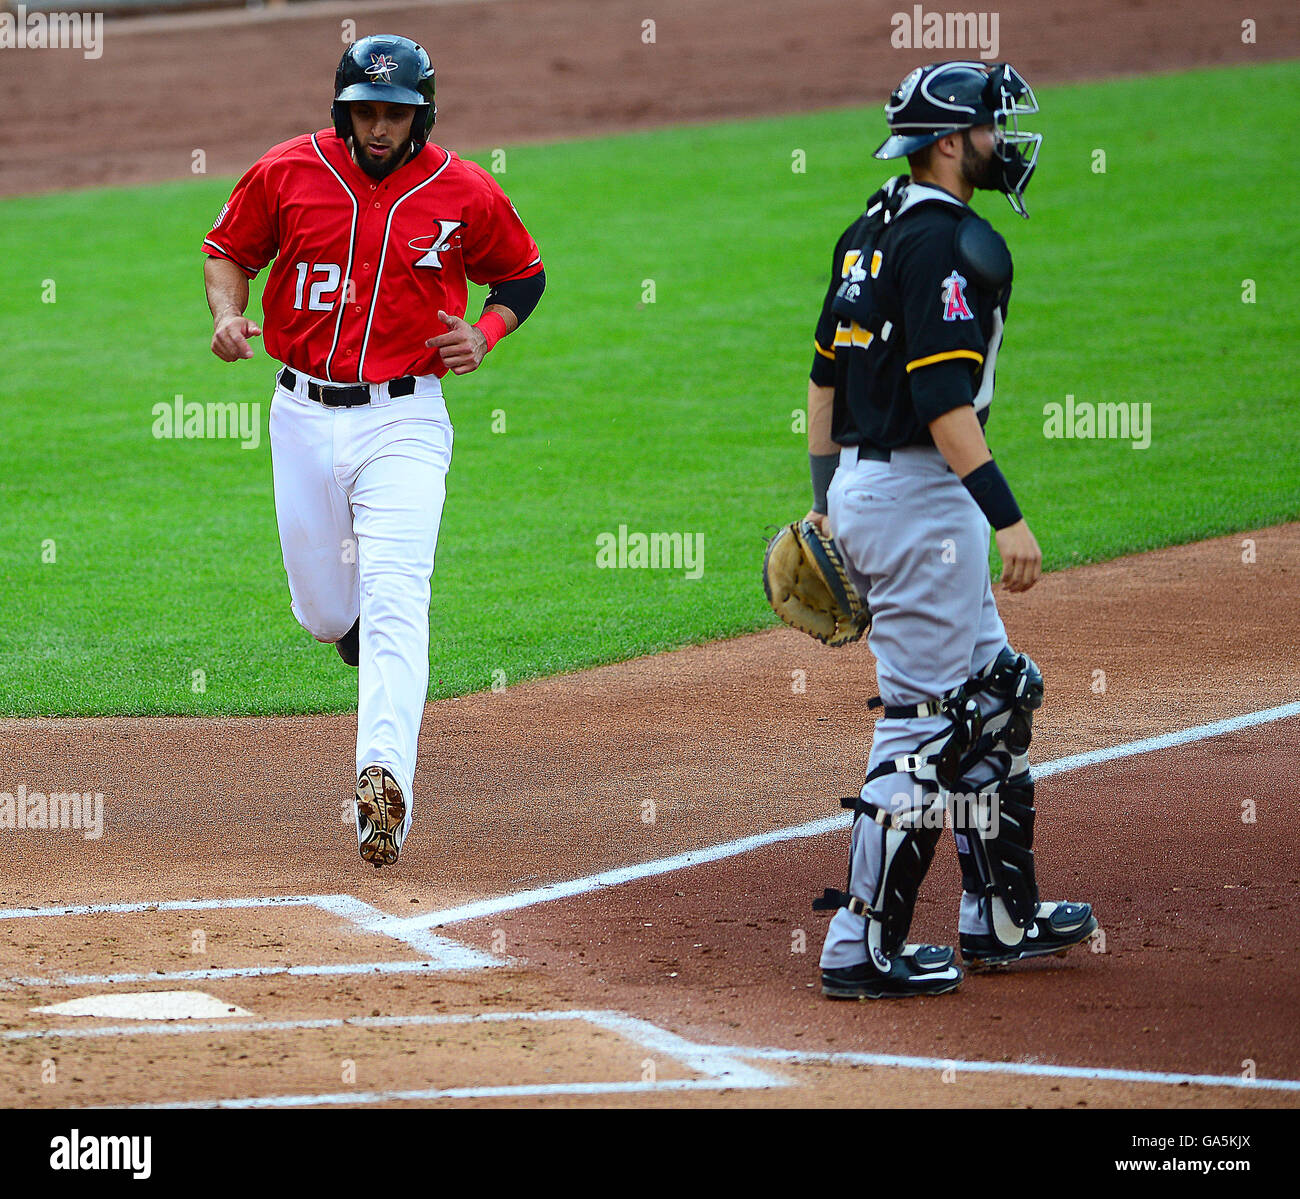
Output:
[203, 130, 543, 383]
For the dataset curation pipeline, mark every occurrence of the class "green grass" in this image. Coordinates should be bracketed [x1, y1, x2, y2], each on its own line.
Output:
[1, 61, 1296, 716]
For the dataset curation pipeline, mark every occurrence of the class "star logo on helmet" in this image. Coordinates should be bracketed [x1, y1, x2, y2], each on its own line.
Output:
[365, 53, 400, 84]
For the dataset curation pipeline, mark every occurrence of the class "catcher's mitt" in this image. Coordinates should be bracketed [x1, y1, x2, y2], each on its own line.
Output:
[763, 520, 870, 647]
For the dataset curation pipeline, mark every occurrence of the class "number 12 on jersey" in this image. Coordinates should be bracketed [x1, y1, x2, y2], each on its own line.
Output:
[292, 261, 343, 312]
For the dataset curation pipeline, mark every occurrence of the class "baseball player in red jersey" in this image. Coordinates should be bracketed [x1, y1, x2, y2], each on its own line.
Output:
[202, 34, 545, 867]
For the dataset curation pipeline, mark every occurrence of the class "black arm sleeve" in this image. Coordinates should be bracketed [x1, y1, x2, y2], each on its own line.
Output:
[485, 269, 545, 327]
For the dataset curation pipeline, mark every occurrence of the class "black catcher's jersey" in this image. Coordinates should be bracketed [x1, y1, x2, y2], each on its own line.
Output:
[811, 180, 1011, 450]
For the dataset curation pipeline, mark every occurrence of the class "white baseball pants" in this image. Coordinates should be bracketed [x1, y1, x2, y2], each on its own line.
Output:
[268, 370, 453, 840]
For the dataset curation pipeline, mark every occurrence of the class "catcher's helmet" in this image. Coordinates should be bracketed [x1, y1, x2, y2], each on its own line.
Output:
[332, 34, 436, 153]
[874, 61, 1042, 217]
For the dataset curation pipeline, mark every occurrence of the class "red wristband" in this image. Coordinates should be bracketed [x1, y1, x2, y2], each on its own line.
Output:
[474, 312, 509, 352]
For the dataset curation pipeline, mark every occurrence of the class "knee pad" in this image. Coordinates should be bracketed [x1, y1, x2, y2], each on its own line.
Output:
[950, 757, 1040, 939]
[814, 788, 945, 967]
[976, 646, 1043, 758]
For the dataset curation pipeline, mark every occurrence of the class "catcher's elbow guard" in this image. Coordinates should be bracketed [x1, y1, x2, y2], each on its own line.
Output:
[763, 520, 869, 647]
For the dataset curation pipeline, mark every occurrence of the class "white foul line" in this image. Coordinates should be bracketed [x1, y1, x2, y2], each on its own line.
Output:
[710, 1045, 1300, 1094]
[38, 1009, 784, 1109]
[1033, 701, 1300, 779]
[386, 814, 851, 931]
[132, 1078, 754, 1110]
[17, 1009, 1295, 1103]
[389, 701, 1300, 933]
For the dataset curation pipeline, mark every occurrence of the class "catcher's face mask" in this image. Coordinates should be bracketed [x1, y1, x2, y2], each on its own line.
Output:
[985, 63, 1042, 218]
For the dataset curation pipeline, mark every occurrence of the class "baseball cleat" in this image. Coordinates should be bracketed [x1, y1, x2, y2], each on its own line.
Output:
[960, 901, 1097, 968]
[354, 765, 406, 868]
[822, 944, 963, 999]
[336, 617, 360, 667]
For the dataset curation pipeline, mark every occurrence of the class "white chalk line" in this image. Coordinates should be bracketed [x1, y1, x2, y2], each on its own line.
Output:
[1032, 701, 1300, 779]
[36, 1009, 781, 1108]
[0, 894, 501, 988]
[9, 959, 499, 988]
[712, 1046, 1300, 1095]
[0, 895, 323, 921]
[390, 700, 1300, 934]
[132, 1078, 756, 1110]
[17, 1008, 1294, 1104]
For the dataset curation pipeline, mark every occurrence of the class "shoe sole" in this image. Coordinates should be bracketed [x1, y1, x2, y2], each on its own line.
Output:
[822, 977, 963, 1000]
[964, 917, 1099, 970]
[355, 765, 405, 868]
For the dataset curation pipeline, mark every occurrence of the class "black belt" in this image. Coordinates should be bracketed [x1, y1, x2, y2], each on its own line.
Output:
[277, 368, 415, 407]
[852, 442, 953, 473]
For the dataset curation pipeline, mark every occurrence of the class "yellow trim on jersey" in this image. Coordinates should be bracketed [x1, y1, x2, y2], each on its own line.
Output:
[813, 340, 835, 360]
[833, 321, 875, 350]
[906, 349, 985, 373]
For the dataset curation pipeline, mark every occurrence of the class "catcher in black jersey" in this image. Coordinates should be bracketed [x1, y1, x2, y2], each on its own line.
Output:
[803, 62, 1097, 1000]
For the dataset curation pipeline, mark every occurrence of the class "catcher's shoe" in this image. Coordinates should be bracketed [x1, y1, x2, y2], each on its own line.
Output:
[354, 765, 406, 868]
[336, 617, 360, 667]
[822, 944, 963, 1000]
[960, 901, 1097, 969]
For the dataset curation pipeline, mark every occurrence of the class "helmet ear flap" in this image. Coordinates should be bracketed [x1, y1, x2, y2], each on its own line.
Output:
[331, 99, 353, 142]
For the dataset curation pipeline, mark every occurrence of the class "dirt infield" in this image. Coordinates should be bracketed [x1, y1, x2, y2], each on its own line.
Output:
[3, 524, 1299, 1107]
[3, 0, 1298, 196]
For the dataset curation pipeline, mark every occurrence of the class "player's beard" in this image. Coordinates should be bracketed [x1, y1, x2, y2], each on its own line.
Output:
[960, 129, 1003, 192]
[355, 140, 411, 180]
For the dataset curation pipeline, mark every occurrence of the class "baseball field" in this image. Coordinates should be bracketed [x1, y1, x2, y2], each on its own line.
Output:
[1, 0, 1298, 1135]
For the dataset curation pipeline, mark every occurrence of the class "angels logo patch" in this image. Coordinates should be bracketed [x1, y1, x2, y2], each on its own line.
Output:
[409, 220, 463, 269]
[940, 270, 974, 321]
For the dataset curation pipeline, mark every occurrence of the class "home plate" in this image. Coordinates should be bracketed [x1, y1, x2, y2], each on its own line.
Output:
[31, 991, 252, 1020]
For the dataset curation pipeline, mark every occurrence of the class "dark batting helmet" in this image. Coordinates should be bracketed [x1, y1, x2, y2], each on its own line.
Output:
[874, 61, 1042, 217]
[332, 34, 437, 153]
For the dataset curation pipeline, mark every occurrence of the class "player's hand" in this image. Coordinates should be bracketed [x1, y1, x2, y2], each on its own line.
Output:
[211, 314, 262, 362]
[802, 509, 830, 535]
[994, 519, 1042, 593]
[427, 310, 487, 375]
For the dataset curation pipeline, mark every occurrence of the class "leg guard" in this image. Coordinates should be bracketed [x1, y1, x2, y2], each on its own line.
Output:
[815, 789, 945, 971]
[863, 695, 986, 792]
[950, 754, 1040, 940]
[866, 645, 1041, 781]
[973, 645, 1043, 764]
